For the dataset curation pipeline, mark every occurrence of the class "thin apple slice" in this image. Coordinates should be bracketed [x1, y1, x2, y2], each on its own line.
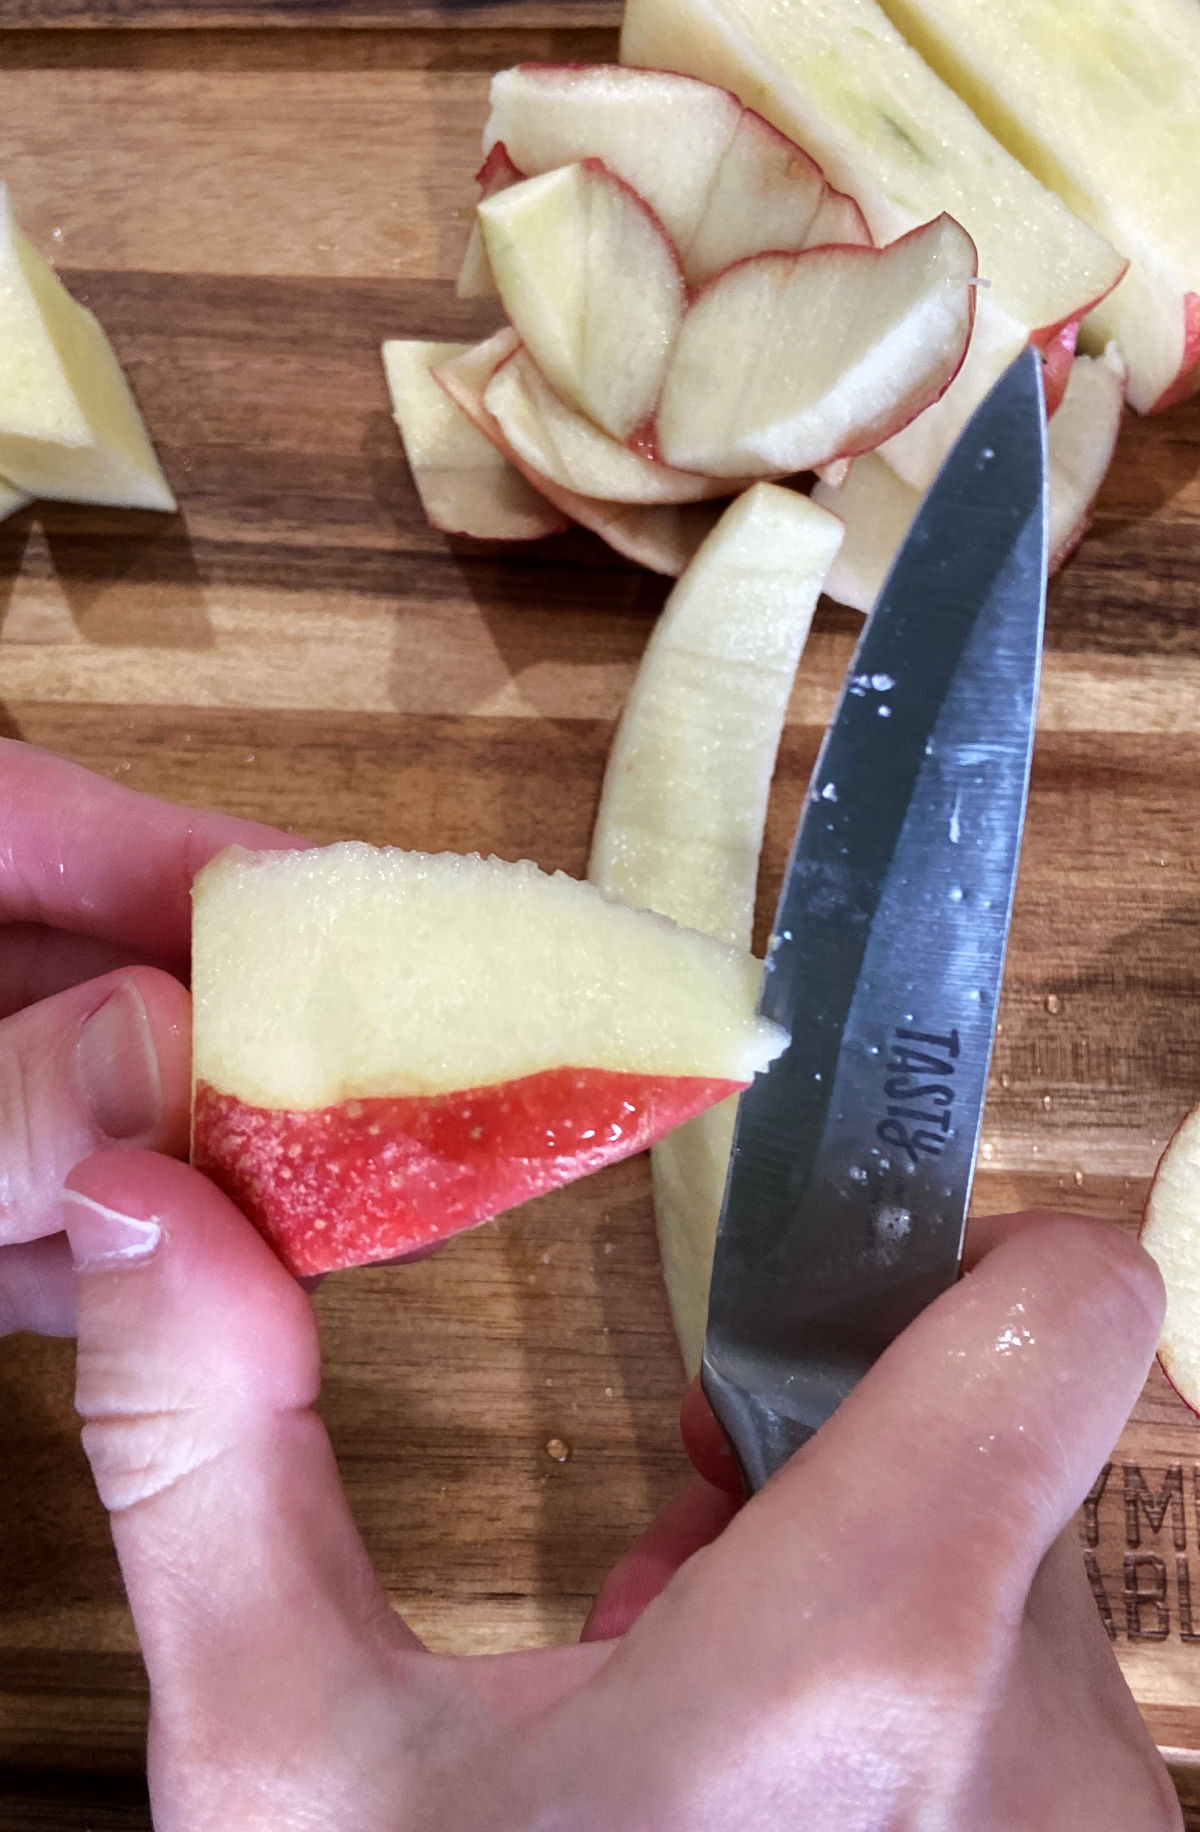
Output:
[0, 186, 175, 511]
[589, 483, 843, 1370]
[478, 161, 686, 443]
[191, 842, 785, 1275]
[1143, 1107, 1200, 1415]
[485, 345, 742, 505]
[803, 187, 872, 250]
[434, 330, 722, 575]
[864, 0, 1200, 415]
[656, 214, 977, 479]
[455, 143, 524, 301]
[672, 104, 834, 280]
[814, 344, 1128, 612]
[382, 339, 566, 541]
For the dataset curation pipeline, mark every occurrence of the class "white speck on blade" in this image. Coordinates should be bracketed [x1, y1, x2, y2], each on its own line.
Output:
[878, 704, 892, 719]
[949, 791, 962, 844]
[821, 781, 838, 802]
[948, 885, 964, 903]
[871, 673, 895, 692]
[876, 1205, 911, 1243]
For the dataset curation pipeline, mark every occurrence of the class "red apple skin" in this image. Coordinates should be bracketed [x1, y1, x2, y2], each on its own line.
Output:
[1148, 293, 1200, 414]
[194, 1066, 744, 1276]
[1039, 318, 1079, 418]
[476, 141, 524, 192]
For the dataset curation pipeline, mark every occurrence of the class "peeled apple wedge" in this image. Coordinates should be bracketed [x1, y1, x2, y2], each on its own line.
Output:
[656, 214, 977, 478]
[1143, 1107, 1200, 1414]
[482, 63, 869, 285]
[478, 161, 686, 443]
[589, 484, 843, 1371]
[868, 0, 1200, 415]
[456, 143, 524, 300]
[191, 844, 785, 1276]
[813, 344, 1128, 613]
[0, 186, 174, 510]
[433, 331, 722, 576]
[620, 0, 1126, 487]
[381, 339, 566, 541]
[484, 346, 743, 506]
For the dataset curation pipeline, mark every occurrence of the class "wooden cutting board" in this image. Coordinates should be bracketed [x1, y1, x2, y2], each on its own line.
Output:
[1, 11, 1199, 1826]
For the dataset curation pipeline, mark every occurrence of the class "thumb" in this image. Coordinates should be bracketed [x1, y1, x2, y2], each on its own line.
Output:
[62, 1151, 419, 1823]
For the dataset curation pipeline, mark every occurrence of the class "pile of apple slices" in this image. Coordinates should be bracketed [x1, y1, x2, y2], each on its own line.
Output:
[386, 64, 981, 574]
[0, 185, 174, 519]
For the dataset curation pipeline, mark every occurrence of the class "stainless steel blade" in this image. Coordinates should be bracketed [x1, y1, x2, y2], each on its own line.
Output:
[703, 347, 1048, 1491]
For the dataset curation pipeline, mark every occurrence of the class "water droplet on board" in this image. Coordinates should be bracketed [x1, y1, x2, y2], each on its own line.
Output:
[1045, 993, 1062, 1015]
[545, 1438, 571, 1463]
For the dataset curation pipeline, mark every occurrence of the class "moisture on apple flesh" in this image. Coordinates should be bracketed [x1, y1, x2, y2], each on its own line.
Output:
[484, 346, 742, 506]
[381, 339, 566, 541]
[433, 330, 722, 576]
[477, 161, 686, 443]
[0, 185, 175, 510]
[865, 0, 1200, 415]
[619, 0, 1125, 487]
[482, 63, 869, 284]
[655, 213, 977, 478]
[1143, 1107, 1200, 1415]
[589, 484, 843, 1371]
[191, 844, 784, 1275]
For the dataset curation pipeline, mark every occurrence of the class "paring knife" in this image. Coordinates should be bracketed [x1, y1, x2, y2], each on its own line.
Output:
[703, 346, 1049, 1493]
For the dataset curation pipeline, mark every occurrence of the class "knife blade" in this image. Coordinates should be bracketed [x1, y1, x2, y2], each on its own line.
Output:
[702, 346, 1048, 1492]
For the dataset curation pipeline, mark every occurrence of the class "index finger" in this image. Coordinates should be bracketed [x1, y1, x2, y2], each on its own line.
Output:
[0, 741, 304, 957]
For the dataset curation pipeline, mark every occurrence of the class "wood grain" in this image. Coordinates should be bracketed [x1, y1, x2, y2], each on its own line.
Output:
[1, 13, 1200, 1828]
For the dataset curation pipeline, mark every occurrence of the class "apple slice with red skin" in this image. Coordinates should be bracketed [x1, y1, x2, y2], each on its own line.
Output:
[484, 344, 749, 505]
[381, 338, 566, 541]
[1148, 292, 1200, 414]
[191, 843, 784, 1275]
[455, 143, 524, 299]
[433, 329, 723, 576]
[1142, 1106, 1200, 1416]
[478, 160, 687, 443]
[482, 63, 869, 286]
[655, 213, 977, 478]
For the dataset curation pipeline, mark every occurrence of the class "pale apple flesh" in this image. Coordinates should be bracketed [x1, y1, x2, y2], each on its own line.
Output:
[589, 484, 843, 1371]
[862, 0, 1200, 416]
[655, 214, 977, 478]
[191, 843, 784, 1276]
[0, 477, 30, 522]
[1142, 1107, 1200, 1416]
[381, 338, 567, 541]
[433, 330, 723, 576]
[478, 160, 687, 443]
[0, 185, 175, 511]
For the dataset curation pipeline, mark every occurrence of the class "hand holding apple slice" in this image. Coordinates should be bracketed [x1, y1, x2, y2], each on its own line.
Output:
[657, 213, 977, 477]
[382, 339, 567, 541]
[191, 843, 784, 1275]
[478, 160, 687, 443]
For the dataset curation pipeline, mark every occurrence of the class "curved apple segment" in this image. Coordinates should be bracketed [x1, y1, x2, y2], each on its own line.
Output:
[482, 63, 862, 287]
[478, 161, 686, 443]
[1037, 319, 1080, 419]
[456, 142, 524, 300]
[589, 483, 843, 1371]
[433, 330, 723, 575]
[1147, 293, 1200, 415]
[382, 339, 567, 541]
[191, 843, 785, 1275]
[485, 346, 743, 505]
[1143, 1107, 1200, 1416]
[656, 214, 977, 479]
